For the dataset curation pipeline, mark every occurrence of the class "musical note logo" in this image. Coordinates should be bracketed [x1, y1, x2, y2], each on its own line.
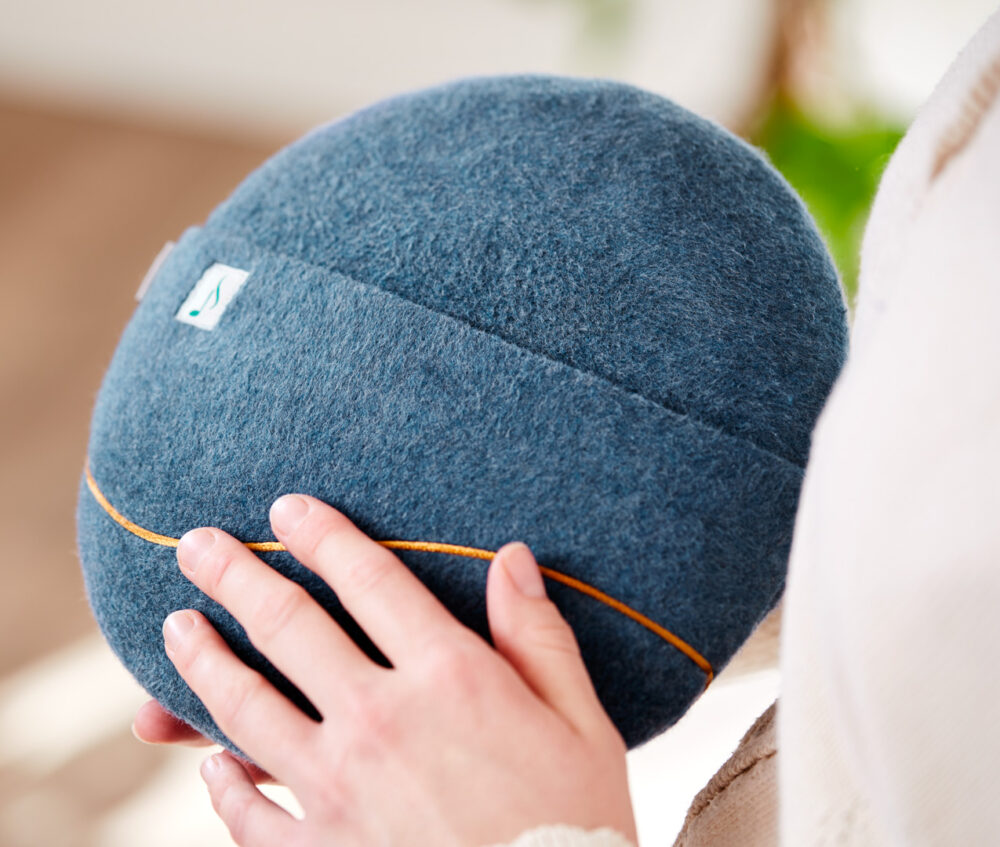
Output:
[188, 275, 226, 317]
[175, 263, 250, 330]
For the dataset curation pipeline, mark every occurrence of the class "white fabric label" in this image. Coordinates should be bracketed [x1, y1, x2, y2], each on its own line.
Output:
[135, 240, 176, 302]
[174, 262, 251, 330]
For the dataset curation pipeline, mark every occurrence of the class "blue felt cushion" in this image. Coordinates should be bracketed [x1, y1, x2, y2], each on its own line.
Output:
[76, 74, 848, 754]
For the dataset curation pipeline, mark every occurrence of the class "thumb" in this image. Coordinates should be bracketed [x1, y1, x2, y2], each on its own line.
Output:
[486, 542, 610, 738]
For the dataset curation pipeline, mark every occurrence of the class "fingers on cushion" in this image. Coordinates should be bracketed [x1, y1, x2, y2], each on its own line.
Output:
[163, 610, 317, 781]
[201, 752, 298, 847]
[268, 494, 468, 664]
[176, 527, 373, 704]
[486, 543, 612, 739]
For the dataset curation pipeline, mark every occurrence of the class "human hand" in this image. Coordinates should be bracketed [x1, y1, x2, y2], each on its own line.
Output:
[155, 494, 637, 847]
[132, 699, 274, 784]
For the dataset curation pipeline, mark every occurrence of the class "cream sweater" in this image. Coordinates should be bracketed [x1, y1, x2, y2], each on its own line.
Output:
[504, 7, 1000, 846]
[778, 6, 1000, 844]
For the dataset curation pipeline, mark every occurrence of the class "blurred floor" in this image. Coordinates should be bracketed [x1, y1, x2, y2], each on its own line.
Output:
[0, 94, 780, 846]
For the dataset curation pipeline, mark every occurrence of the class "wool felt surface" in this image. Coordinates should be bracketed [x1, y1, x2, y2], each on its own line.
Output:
[76, 74, 848, 755]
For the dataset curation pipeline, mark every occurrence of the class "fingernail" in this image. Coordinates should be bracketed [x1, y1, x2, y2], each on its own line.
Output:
[177, 528, 215, 574]
[130, 721, 149, 744]
[271, 494, 308, 535]
[163, 610, 196, 650]
[500, 542, 546, 598]
[201, 754, 222, 780]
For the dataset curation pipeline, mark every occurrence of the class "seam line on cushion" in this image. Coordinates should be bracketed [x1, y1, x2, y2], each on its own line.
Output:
[197, 227, 805, 472]
[83, 457, 714, 686]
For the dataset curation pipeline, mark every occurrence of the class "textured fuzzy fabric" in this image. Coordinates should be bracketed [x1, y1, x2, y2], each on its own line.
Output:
[76, 75, 848, 756]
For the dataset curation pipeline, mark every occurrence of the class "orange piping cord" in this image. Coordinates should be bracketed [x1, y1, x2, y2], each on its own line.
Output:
[84, 459, 713, 686]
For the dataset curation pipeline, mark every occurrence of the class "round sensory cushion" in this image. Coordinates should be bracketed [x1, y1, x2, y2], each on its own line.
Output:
[76, 74, 848, 755]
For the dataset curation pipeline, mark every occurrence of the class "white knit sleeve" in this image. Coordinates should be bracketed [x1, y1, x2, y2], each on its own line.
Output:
[778, 8, 1000, 845]
[486, 825, 635, 847]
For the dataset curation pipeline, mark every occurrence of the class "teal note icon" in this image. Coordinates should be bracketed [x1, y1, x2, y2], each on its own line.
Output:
[189, 276, 226, 317]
